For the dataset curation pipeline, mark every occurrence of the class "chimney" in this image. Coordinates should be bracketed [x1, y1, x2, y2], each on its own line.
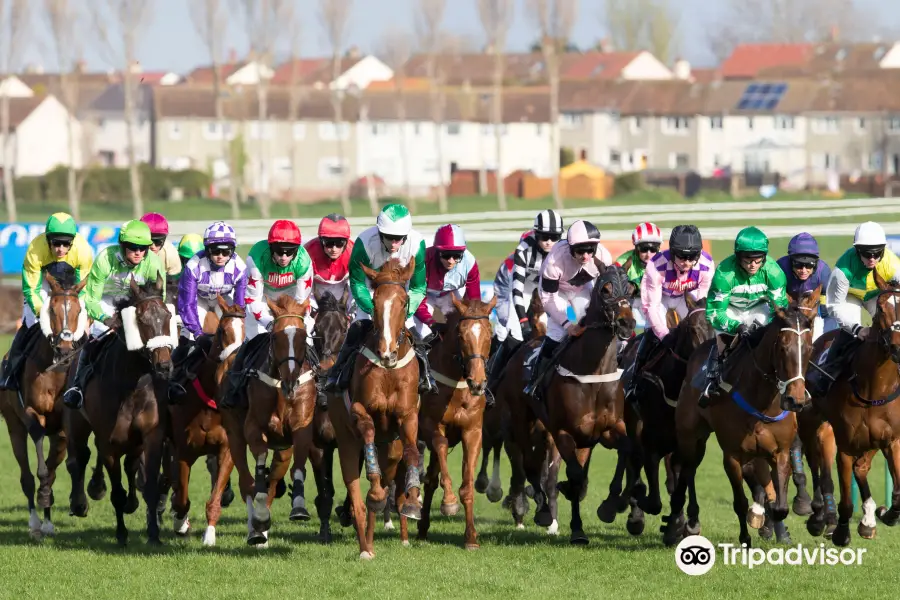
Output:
[831, 24, 840, 42]
[674, 58, 691, 80]
[346, 45, 361, 59]
[228, 47, 237, 63]
[598, 38, 613, 53]
[130, 60, 142, 74]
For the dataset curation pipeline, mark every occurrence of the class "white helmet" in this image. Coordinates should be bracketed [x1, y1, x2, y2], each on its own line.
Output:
[376, 203, 412, 237]
[853, 221, 887, 247]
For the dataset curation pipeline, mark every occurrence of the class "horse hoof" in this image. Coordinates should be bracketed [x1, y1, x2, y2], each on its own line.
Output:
[824, 523, 837, 540]
[475, 473, 489, 494]
[336, 506, 353, 528]
[383, 520, 395, 531]
[366, 496, 387, 514]
[759, 523, 773, 540]
[685, 520, 701, 537]
[832, 524, 851, 547]
[638, 497, 662, 516]
[792, 496, 813, 517]
[806, 517, 826, 538]
[857, 522, 876, 540]
[533, 509, 553, 528]
[147, 537, 163, 547]
[202, 526, 216, 547]
[614, 494, 628, 513]
[596, 500, 618, 523]
[317, 530, 333, 544]
[662, 514, 685, 547]
[485, 485, 503, 504]
[399, 502, 422, 521]
[221, 485, 235, 508]
[87, 476, 107, 502]
[440, 502, 460, 517]
[247, 530, 267, 546]
[626, 517, 645, 536]
[289, 506, 311, 522]
[174, 515, 191, 536]
[547, 519, 560, 536]
[501, 495, 513, 509]
[117, 531, 128, 547]
[746, 505, 766, 530]
[739, 534, 752, 548]
[124, 495, 139, 515]
[359, 551, 375, 560]
[876, 506, 900, 526]
[570, 531, 589, 545]
[40, 521, 55, 537]
[69, 502, 89, 519]
[465, 543, 480, 551]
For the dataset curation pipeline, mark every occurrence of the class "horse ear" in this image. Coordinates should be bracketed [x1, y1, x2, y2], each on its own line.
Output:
[73, 277, 89, 294]
[450, 293, 465, 314]
[594, 257, 607, 273]
[685, 292, 697, 310]
[874, 267, 890, 291]
[44, 273, 61, 293]
[800, 285, 822, 310]
[129, 274, 141, 297]
[622, 256, 633, 273]
[361, 263, 378, 281]
[487, 294, 497, 311]
[266, 297, 280, 315]
[155, 273, 164, 293]
[298, 299, 310, 315]
[217, 294, 230, 312]
[339, 287, 350, 310]
[400, 256, 416, 282]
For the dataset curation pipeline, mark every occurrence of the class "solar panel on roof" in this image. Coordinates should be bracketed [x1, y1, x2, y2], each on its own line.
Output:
[758, 84, 771, 94]
[763, 98, 778, 110]
[749, 98, 764, 109]
[737, 99, 751, 110]
[746, 84, 760, 94]
[773, 83, 787, 94]
[736, 82, 788, 111]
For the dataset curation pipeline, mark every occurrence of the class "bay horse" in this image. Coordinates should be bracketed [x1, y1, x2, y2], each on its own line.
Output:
[0, 273, 87, 538]
[168, 295, 244, 546]
[808, 270, 900, 546]
[64, 275, 177, 545]
[330, 257, 422, 560]
[225, 295, 317, 546]
[662, 288, 819, 547]
[399, 294, 496, 549]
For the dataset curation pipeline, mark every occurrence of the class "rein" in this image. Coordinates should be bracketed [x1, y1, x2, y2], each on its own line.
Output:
[431, 313, 492, 388]
[255, 313, 315, 392]
[847, 288, 900, 407]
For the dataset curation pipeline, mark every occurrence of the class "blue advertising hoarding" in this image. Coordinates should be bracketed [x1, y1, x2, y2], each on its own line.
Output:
[0, 223, 121, 275]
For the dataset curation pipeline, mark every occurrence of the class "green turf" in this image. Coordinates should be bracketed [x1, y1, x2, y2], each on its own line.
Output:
[0, 327, 897, 599]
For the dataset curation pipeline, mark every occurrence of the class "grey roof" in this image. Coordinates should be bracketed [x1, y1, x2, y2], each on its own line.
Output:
[88, 83, 154, 117]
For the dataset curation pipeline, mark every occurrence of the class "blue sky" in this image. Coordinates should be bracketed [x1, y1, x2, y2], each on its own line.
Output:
[27, 0, 900, 74]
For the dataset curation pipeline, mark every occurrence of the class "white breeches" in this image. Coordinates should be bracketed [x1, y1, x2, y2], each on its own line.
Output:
[180, 302, 211, 341]
[645, 294, 695, 336]
[828, 295, 874, 331]
[21, 301, 37, 328]
[89, 297, 118, 338]
[547, 285, 593, 343]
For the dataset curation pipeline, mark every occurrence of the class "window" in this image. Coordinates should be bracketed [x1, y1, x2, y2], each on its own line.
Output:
[747, 117, 754, 130]
[446, 122, 461, 135]
[811, 117, 840, 134]
[168, 122, 181, 139]
[631, 117, 643, 133]
[854, 117, 866, 133]
[713, 154, 722, 167]
[318, 122, 350, 140]
[559, 112, 584, 129]
[203, 122, 222, 140]
[609, 150, 621, 166]
[292, 123, 306, 140]
[250, 121, 273, 139]
[812, 153, 840, 170]
[482, 123, 507, 136]
[669, 152, 690, 169]
[867, 152, 883, 171]
[371, 122, 389, 135]
[709, 116, 723, 130]
[274, 157, 292, 175]
[317, 157, 346, 181]
[535, 123, 543, 135]
[775, 115, 795, 130]
[888, 117, 900, 132]
[662, 117, 691, 134]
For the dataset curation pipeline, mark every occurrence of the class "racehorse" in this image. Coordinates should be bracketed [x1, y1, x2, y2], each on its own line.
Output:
[807, 271, 900, 546]
[662, 288, 819, 547]
[64, 275, 177, 546]
[401, 294, 496, 549]
[330, 257, 423, 560]
[476, 288, 546, 505]
[0, 274, 87, 538]
[168, 295, 243, 546]
[226, 295, 317, 546]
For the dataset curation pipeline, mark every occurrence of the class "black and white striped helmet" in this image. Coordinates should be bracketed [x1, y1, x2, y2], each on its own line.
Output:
[534, 210, 564, 234]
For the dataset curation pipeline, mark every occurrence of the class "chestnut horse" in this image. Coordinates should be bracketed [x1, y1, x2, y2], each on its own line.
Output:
[398, 294, 496, 549]
[64, 276, 177, 545]
[662, 289, 819, 547]
[330, 257, 422, 560]
[0, 274, 88, 538]
[168, 295, 244, 546]
[224, 295, 317, 546]
[807, 271, 900, 546]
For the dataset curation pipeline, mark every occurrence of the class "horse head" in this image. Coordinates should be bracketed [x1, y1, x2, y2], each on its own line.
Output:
[312, 290, 350, 371]
[586, 262, 636, 340]
[872, 269, 900, 363]
[528, 288, 547, 339]
[265, 295, 310, 398]
[766, 286, 819, 412]
[119, 274, 177, 377]
[361, 257, 415, 367]
[449, 294, 496, 396]
[41, 274, 89, 361]
[678, 295, 715, 353]
[212, 294, 245, 364]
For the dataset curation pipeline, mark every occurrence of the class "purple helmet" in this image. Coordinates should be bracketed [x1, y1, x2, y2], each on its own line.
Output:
[203, 221, 237, 246]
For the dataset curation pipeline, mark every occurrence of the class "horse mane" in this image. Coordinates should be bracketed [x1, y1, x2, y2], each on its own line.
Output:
[315, 292, 341, 313]
[528, 288, 544, 316]
[772, 304, 813, 329]
[375, 257, 407, 282]
[273, 294, 306, 314]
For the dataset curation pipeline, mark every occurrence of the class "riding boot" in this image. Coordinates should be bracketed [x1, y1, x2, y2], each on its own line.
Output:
[168, 338, 196, 403]
[487, 336, 517, 393]
[523, 338, 559, 398]
[699, 342, 721, 407]
[0, 325, 30, 391]
[324, 320, 372, 392]
[414, 335, 438, 395]
[220, 341, 251, 410]
[806, 327, 860, 398]
[63, 343, 94, 410]
[624, 332, 657, 401]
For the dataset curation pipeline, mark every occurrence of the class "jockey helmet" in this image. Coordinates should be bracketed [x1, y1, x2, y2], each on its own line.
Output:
[734, 226, 768, 258]
[433, 224, 466, 251]
[140, 212, 169, 235]
[45, 212, 77, 240]
[853, 221, 887, 248]
[178, 234, 205, 261]
[204, 221, 237, 246]
[631, 222, 662, 245]
[534, 209, 564, 234]
[566, 219, 601, 247]
[119, 219, 153, 247]
[787, 232, 820, 258]
[376, 204, 412, 237]
[669, 225, 702, 256]
[268, 220, 302, 246]
[318, 214, 351, 239]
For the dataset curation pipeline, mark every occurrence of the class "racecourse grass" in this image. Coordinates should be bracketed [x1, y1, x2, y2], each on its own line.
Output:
[0, 326, 898, 600]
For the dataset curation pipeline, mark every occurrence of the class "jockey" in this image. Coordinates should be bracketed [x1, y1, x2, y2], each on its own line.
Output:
[412, 224, 482, 397]
[616, 222, 663, 314]
[701, 226, 787, 404]
[485, 251, 516, 392]
[624, 224, 715, 401]
[0, 212, 93, 391]
[511, 210, 564, 345]
[524, 219, 612, 397]
[220, 220, 314, 408]
[304, 213, 354, 310]
[177, 234, 206, 271]
[775, 233, 834, 340]
[807, 221, 900, 397]
[140, 212, 181, 277]
[323, 203, 431, 394]
[62, 219, 168, 409]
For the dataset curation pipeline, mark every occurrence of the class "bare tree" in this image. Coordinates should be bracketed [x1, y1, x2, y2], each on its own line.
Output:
[189, 0, 239, 219]
[92, 0, 154, 218]
[376, 27, 414, 208]
[478, 0, 514, 210]
[282, 3, 305, 219]
[0, 0, 30, 221]
[528, 0, 577, 210]
[416, 0, 449, 213]
[318, 0, 355, 216]
[600, 0, 680, 64]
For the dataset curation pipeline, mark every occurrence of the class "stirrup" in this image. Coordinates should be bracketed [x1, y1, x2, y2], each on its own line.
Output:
[484, 387, 496, 409]
[63, 388, 84, 410]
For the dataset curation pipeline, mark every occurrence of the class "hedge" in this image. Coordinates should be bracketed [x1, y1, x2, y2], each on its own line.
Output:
[14, 165, 211, 205]
[614, 171, 645, 195]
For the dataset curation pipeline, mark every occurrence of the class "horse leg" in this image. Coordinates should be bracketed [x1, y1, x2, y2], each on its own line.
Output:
[123, 452, 142, 514]
[203, 446, 233, 547]
[504, 434, 529, 529]
[485, 440, 504, 503]
[64, 408, 92, 518]
[639, 447, 664, 515]
[27, 421, 52, 515]
[5, 413, 39, 538]
[171, 452, 194, 537]
[854, 450, 878, 540]
[40, 432, 67, 537]
[524, 433, 552, 527]
[831, 450, 856, 547]
[625, 447, 646, 537]
[383, 480, 396, 531]
[876, 440, 900, 527]
[597, 442, 628, 523]
[664, 454, 675, 497]
[290, 424, 315, 522]
[86, 452, 107, 501]
[475, 431, 492, 494]
[432, 425, 459, 516]
[337, 434, 371, 559]
[398, 409, 423, 519]
[544, 442, 561, 535]
[259, 448, 293, 544]
[460, 425, 482, 550]
[816, 422, 838, 538]
[722, 452, 753, 547]
[685, 441, 707, 536]
[770, 448, 792, 523]
[416, 451, 441, 541]
[567, 447, 592, 545]
[309, 445, 333, 543]
[103, 451, 129, 546]
[141, 427, 165, 545]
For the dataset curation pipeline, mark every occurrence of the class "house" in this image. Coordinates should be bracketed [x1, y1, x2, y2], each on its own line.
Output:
[355, 89, 552, 192]
[86, 83, 155, 167]
[272, 52, 393, 90]
[720, 44, 814, 79]
[0, 95, 85, 176]
[757, 42, 900, 77]
[186, 60, 274, 86]
[560, 51, 673, 80]
[0, 76, 35, 98]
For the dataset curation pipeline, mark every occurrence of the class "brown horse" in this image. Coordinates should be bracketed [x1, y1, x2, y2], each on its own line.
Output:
[168, 295, 244, 546]
[397, 294, 496, 549]
[64, 275, 176, 545]
[807, 271, 900, 546]
[330, 257, 422, 560]
[662, 289, 820, 547]
[224, 295, 316, 546]
[0, 274, 88, 538]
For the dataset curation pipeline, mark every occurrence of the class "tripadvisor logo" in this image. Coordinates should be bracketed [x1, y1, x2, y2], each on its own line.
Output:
[675, 535, 868, 575]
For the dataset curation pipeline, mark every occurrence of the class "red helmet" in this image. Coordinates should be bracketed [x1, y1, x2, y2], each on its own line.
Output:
[433, 224, 466, 251]
[318, 213, 351, 239]
[140, 212, 169, 235]
[268, 220, 301, 245]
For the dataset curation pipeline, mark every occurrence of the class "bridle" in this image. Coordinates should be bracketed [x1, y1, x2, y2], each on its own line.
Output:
[44, 288, 87, 361]
[587, 269, 634, 340]
[371, 279, 411, 349]
[212, 309, 245, 363]
[874, 289, 900, 351]
[453, 314, 491, 377]
[265, 312, 313, 397]
[745, 314, 811, 397]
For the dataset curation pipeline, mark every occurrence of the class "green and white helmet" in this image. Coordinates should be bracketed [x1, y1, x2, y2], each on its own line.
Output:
[376, 203, 412, 237]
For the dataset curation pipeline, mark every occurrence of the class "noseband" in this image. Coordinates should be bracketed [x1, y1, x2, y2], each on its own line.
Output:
[131, 294, 175, 360]
[875, 289, 900, 350]
[45, 289, 87, 358]
[454, 314, 491, 374]
[745, 315, 810, 396]
[587, 270, 633, 337]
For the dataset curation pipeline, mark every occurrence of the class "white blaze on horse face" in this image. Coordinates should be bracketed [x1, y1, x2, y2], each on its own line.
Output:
[220, 318, 243, 361]
[471, 322, 483, 350]
[381, 297, 394, 351]
[285, 326, 297, 373]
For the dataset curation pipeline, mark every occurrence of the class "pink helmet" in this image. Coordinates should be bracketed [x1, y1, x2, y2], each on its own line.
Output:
[140, 212, 169, 235]
[433, 224, 466, 251]
[632, 222, 662, 245]
[566, 220, 601, 246]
